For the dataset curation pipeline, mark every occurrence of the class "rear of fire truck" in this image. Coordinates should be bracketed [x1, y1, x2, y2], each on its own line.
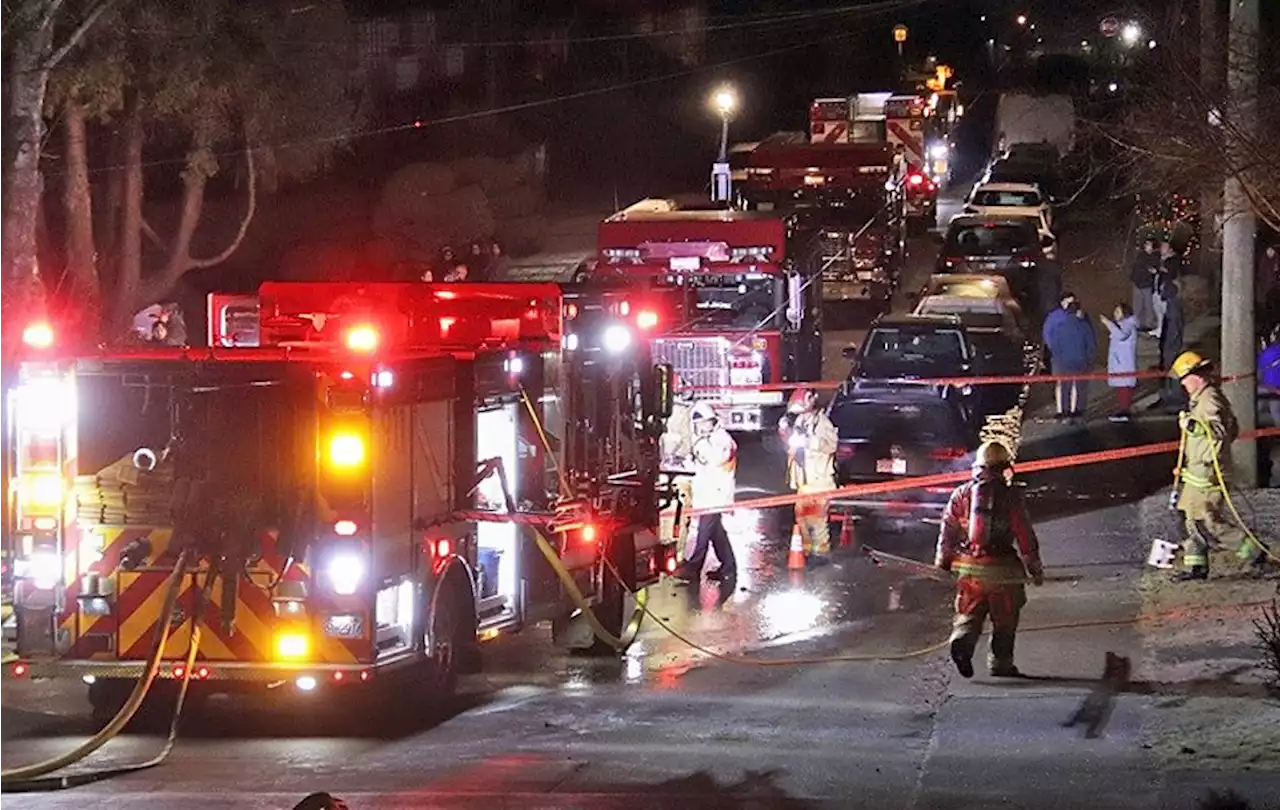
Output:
[885, 94, 940, 228]
[6, 281, 674, 716]
[737, 138, 906, 307]
[592, 199, 823, 432]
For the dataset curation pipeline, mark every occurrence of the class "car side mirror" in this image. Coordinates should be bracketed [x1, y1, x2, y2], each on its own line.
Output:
[1040, 235, 1055, 249]
[841, 345, 860, 360]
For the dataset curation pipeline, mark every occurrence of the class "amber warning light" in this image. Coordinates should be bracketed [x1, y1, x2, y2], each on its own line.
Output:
[22, 322, 55, 349]
[344, 325, 380, 353]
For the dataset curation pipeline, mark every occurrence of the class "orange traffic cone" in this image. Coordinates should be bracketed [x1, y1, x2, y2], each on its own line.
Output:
[787, 524, 807, 570]
[840, 516, 858, 551]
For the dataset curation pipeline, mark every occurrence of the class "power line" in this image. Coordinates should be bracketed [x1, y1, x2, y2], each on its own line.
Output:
[64, 0, 927, 178]
[123, 0, 914, 50]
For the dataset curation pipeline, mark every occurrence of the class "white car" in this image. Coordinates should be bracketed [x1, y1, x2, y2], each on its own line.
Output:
[963, 181, 1054, 231]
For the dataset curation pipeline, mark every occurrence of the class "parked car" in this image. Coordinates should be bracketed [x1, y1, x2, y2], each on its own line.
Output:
[963, 181, 1054, 230]
[843, 312, 1030, 423]
[911, 273, 1030, 334]
[826, 387, 979, 531]
[935, 215, 1053, 314]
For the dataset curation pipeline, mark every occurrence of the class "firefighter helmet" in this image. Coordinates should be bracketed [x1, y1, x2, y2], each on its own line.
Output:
[1170, 350, 1211, 380]
[691, 402, 718, 424]
[787, 387, 818, 414]
[972, 441, 1012, 471]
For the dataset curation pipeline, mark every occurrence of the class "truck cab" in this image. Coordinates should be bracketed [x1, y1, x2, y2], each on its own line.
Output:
[590, 199, 823, 432]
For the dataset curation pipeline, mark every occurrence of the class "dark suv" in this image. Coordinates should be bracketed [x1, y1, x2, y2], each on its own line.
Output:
[935, 215, 1053, 311]
[845, 313, 1028, 423]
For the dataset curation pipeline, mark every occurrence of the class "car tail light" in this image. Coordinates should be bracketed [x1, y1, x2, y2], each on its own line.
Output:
[929, 446, 967, 460]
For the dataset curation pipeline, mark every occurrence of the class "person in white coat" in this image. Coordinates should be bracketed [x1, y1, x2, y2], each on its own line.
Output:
[1100, 302, 1139, 421]
[660, 385, 696, 561]
[674, 402, 737, 583]
[777, 387, 839, 562]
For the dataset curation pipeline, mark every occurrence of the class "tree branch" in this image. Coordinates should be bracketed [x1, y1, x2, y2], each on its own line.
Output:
[44, 0, 116, 70]
[189, 143, 255, 270]
[139, 216, 168, 252]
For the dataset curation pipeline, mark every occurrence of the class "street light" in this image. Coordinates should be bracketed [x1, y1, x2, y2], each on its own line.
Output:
[1120, 22, 1141, 46]
[709, 84, 738, 203]
[1015, 14, 1027, 26]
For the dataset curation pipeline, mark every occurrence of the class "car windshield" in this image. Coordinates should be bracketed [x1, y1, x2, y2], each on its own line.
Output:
[859, 326, 966, 376]
[972, 189, 1041, 207]
[829, 399, 966, 443]
[659, 274, 779, 331]
[946, 224, 1036, 256]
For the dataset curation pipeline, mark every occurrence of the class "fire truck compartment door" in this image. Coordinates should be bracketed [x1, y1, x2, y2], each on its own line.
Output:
[474, 404, 519, 625]
[372, 405, 414, 581]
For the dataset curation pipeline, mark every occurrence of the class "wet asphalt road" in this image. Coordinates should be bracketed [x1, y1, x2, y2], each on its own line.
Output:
[0, 192, 1192, 808]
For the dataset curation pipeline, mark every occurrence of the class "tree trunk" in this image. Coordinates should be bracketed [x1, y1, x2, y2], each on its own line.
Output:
[63, 98, 101, 337]
[2, 34, 54, 350]
[112, 95, 145, 334]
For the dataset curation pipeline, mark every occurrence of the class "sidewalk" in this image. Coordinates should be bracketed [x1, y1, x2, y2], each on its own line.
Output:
[915, 490, 1280, 809]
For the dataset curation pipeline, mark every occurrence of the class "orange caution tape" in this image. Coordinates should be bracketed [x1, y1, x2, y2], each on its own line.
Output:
[687, 426, 1280, 518]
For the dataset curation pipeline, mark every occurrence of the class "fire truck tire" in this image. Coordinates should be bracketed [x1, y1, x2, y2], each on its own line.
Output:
[88, 679, 184, 730]
[552, 568, 633, 657]
[423, 573, 478, 696]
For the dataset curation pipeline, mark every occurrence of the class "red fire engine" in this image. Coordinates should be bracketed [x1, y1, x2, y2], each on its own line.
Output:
[5, 282, 678, 719]
[736, 134, 906, 307]
[590, 199, 823, 432]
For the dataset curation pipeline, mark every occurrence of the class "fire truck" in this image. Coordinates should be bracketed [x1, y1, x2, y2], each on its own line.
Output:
[591, 199, 823, 433]
[810, 94, 938, 230]
[736, 134, 906, 309]
[4, 281, 679, 719]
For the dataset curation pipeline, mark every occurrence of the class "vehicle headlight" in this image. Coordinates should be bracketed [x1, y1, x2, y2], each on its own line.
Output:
[929, 143, 949, 159]
[603, 324, 632, 354]
[563, 332, 580, 351]
[16, 550, 61, 590]
[327, 552, 365, 596]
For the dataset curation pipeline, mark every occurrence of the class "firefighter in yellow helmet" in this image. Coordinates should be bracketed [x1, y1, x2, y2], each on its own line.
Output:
[935, 440, 1043, 678]
[777, 387, 839, 564]
[1168, 351, 1271, 581]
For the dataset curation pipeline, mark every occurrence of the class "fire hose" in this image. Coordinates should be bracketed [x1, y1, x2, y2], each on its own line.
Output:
[1, 551, 215, 793]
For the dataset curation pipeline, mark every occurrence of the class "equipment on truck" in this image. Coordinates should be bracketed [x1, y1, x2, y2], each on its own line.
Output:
[5, 282, 680, 718]
[736, 135, 906, 307]
[590, 198, 823, 433]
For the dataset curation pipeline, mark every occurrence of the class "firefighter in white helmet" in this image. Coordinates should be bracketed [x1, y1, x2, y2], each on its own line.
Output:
[660, 378, 696, 561]
[777, 387, 839, 564]
[673, 402, 738, 583]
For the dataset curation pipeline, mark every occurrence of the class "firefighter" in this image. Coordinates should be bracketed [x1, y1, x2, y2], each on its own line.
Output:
[674, 402, 738, 583]
[1169, 351, 1272, 581]
[660, 380, 696, 561]
[935, 440, 1044, 679]
[777, 387, 838, 564]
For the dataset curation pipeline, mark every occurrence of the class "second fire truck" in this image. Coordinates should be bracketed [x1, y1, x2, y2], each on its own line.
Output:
[589, 198, 824, 433]
[736, 133, 907, 310]
[5, 281, 679, 719]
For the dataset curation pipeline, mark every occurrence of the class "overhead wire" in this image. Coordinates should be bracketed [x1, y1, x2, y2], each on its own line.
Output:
[61, 0, 928, 179]
[122, 0, 920, 50]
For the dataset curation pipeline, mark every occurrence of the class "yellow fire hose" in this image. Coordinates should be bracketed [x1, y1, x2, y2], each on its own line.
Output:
[1185, 412, 1279, 564]
[1, 550, 208, 792]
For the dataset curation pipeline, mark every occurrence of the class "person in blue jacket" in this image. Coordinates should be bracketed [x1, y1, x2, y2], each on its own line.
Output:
[1261, 324, 1280, 427]
[1042, 291, 1098, 419]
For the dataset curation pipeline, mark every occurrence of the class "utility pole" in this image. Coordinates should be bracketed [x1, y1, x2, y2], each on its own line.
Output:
[1221, 0, 1258, 486]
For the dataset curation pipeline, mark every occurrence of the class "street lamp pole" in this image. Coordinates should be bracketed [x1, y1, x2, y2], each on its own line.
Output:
[710, 85, 737, 204]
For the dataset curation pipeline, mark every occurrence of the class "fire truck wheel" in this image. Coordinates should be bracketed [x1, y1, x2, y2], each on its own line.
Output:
[424, 576, 477, 697]
[88, 678, 187, 730]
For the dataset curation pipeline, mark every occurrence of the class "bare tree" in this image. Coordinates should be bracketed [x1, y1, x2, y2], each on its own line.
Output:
[2, 0, 116, 351]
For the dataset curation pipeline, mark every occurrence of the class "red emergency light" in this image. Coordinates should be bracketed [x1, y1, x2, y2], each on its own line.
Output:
[908, 173, 925, 187]
[636, 310, 660, 330]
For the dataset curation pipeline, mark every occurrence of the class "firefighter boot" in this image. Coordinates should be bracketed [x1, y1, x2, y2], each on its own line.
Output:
[988, 627, 1022, 677]
[948, 614, 981, 679]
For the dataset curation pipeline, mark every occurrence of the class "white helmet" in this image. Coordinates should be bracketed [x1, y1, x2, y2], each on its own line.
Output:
[690, 402, 718, 424]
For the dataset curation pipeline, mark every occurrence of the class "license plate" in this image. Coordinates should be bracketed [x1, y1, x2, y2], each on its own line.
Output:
[876, 458, 907, 474]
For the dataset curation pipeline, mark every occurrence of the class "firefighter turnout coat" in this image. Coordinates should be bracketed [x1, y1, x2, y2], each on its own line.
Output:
[780, 410, 838, 492]
[1177, 382, 1238, 497]
[935, 477, 1044, 585]
[690, 425, 737, 510]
